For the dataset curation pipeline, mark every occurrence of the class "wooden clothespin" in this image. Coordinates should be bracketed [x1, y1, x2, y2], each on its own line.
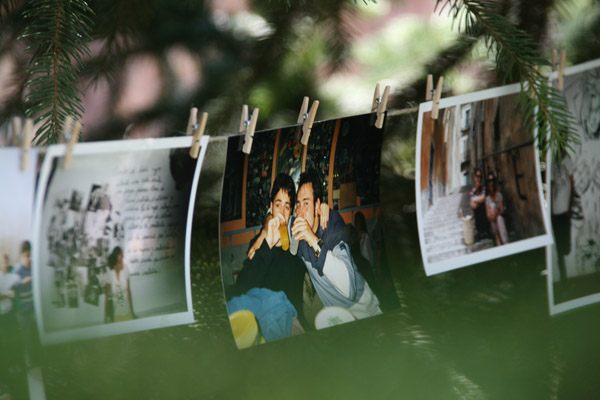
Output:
[239, 105, 259, 155]
[430, 76, 444, 120]
[20, 118, 33, 171]
[189, 111, 207, 159]
[297, 97, 319, 145]
[185, 107, 198, 136]
[425, 74, 434, 101]
[62, 116, 81, 169]
[122, 123, 134, 140]
[297, 97, 310, 125]
[10, 117, 22, 147]
[371, 83, 390, 129]
[553, 49, 566, 91]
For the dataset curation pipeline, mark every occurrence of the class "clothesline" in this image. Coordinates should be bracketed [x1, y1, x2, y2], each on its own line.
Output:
[206, 106, 420, 144]
[0, 105, 421, 150]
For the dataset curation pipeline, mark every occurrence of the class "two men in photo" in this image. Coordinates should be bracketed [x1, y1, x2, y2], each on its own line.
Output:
[234, 169, 381, 340]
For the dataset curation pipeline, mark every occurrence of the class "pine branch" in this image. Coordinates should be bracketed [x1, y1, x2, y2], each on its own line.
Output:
[562, 3, 600, 64]
[20, 0, 94, 144]
[314, 0, 354, 72]
[436, 0, 577, 157]
[390, 35, 479, 109]
[0, 0, 19, 20]
[83, 0, 157, 85]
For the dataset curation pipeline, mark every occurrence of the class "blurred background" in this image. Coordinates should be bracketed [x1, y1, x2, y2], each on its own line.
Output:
[2, 1, 600, 399]
[1, 0, 599, 141]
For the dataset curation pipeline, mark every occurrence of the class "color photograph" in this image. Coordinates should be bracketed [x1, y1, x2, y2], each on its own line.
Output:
[0, 148, 38, 384]
[547, 59, 600, 315]
[416, 85, 552, 276]
[220, 113, 398, 349]
[33, 136, 208, 344]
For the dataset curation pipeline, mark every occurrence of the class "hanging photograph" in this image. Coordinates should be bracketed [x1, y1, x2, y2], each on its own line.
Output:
[0, 148, 37, 278]
[32, 135, 209, 344]
[416, 84, 552, 276]
[547, 58, 600, 315]
[0, 148, 37, 366]
[219, 113, 398, 349]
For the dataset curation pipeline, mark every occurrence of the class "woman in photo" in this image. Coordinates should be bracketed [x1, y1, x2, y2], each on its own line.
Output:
[104, 246, 135, 323]
[469, 167, 488, 241]
[485, 172, 509, 246]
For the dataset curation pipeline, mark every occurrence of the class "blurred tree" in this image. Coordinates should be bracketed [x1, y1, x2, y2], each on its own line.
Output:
[0, 0, 599, 149]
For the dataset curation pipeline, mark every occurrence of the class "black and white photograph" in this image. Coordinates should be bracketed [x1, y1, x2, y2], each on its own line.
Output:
[547, 58, 600, 314]
[416, 85, 552, 275]
[33, 136, 208, 344]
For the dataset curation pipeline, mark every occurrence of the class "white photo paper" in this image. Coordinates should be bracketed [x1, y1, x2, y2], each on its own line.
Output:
[546, 58, 600, 315]
[33, 135, 209, 344]
[416, 84, 552, 276]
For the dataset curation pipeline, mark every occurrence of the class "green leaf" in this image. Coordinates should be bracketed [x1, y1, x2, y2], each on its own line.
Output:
[436, 0, 578, 156]
[19, 0, 94, 143]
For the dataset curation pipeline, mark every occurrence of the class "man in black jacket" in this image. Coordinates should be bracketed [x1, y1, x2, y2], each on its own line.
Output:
[227, 173, 306, 320]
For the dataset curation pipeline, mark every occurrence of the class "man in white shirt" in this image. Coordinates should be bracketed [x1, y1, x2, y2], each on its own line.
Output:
[292, 171, 381, 320]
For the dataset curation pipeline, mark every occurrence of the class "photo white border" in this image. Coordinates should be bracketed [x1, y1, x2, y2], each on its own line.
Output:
[218, 113, 388, 348]
[546, 57, 600, 315]
[33, 135, 210, 345]
[0, 147, 38, 259]
[415, 83, 553, 276]
[547, 57, 600, 81]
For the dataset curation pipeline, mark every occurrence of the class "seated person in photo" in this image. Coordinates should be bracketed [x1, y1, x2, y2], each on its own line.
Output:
[347, 213, 377, 291]
[12, 241, 40, 366]
[354, 211, 375, 269]
[104, 246, 135, 323]
[292, 170, 381, 320]
[485, 172, 509, 246]
[12, 242, 33, 318]
[469, 167, 488, 240]
[228, 173, 307, 327]
[0, 253, 19, 319]
[0, 253, 20, 376]
[227, 287, 299, 344]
